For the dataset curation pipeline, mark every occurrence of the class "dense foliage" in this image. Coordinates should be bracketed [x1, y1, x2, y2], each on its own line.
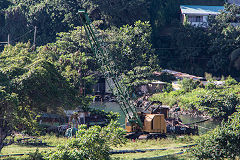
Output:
[0, 0, 82, 46]
[107, 21, 158, 72]
[2, 0, 240, 78]
[149, 0, 179, 48]
[150, 77, 240, 118]
[0, 31, 95, 152]
[0, 43, 74, 152]
[156, 4, 240, 77]
[0, 0, 151, 47]
[123, 66, 158, 87]
[191, 111, 240, 159]
[44, 121, 126, 160]
[121, 66, 159, 95]
[0, 85, 36, 152]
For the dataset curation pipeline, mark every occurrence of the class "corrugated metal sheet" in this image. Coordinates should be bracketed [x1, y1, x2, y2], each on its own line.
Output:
[180, 5, 224, 15]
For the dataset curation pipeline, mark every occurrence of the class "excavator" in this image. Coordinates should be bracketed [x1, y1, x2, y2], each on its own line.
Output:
[79, 10, 166, 138]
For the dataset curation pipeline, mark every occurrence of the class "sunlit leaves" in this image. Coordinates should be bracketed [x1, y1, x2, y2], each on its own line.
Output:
[191, 112, 240, 159]
[44, 121, 126, 160]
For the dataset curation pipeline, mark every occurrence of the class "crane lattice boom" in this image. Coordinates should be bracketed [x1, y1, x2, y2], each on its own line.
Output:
[79, 9, 143, 128]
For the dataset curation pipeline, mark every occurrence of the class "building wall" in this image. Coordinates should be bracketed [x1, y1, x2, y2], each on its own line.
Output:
[182, 14, 209, 27]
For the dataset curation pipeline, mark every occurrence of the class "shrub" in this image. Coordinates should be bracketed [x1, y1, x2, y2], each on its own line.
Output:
[225, 76, 238, 86]
[205, 83, 216, 89]
[23, 149, 44, 160]
[191, 111, 240, 159]
[162, 83, 173, 93]
[181, 78, 199, 92]
[44, 121, 126, 160]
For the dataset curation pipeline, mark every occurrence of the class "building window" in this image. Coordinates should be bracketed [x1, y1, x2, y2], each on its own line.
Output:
[188, 16, 203, 22]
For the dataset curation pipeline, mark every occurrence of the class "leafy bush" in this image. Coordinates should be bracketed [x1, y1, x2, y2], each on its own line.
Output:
[191, 111, 240, 159]
[150, 89, 186, 107]
[150, 84, 240, 118]
[225, 76, 238, 86]
[44, 121, 126, 160]
[23, 149, 44, 160]
[162, 83, 173, 93]
[180, 78, 199, 92]
[205, 83, 216, 89]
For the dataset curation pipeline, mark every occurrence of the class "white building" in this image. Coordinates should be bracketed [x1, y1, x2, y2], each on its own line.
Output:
[180, 5, 224, 27]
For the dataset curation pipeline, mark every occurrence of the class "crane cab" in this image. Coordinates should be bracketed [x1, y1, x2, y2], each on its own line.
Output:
[125, 113, 166, 134]
[143, 114, 166, 133]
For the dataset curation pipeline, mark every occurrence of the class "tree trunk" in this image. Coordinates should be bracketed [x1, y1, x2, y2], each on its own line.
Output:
[0, 127, 8, 152]
[0, 119, 11, 153]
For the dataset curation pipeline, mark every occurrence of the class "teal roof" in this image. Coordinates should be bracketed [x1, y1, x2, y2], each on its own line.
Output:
[180, 5, 224, 15]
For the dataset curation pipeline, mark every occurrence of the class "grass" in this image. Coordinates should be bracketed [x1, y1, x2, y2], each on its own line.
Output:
[1, 134, 67, 155]
[1, 134, 197, 160]
[111, 135, 197, 160]
[1, 145, 54, 155]
[112, 135, 197, 150]
[111, 149, 184, 160]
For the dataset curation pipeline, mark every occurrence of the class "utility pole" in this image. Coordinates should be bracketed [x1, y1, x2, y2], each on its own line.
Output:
[33, 26, 37, 46]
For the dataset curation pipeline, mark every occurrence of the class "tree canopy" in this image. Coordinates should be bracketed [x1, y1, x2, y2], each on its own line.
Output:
[107, 20, 158, 72]
[0, 31, 95, 152]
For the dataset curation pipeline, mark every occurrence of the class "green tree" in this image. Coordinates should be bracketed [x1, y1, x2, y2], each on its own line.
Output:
[157, 4, 240, 77]
[0, 43, 79, 111]
[1, 5, 29, 44]
[180, 78, 199, 92]
[122, 66, 160, 95]
[206, 4, 240, 76]
[38, 27, 96, 98]
[0, 42, 92, 152]
[0, 0, 82, 45]
[0, 86, 36, 152]
[225, 75, 238, 86]
[107, 21, 158, 72]
[25, 0, 81, 45]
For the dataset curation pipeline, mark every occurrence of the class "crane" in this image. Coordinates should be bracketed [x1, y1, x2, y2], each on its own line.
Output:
[79, 9, 166, 137]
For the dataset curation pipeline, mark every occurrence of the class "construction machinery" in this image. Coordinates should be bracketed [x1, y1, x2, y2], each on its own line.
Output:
[79, 10, 166, 138]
